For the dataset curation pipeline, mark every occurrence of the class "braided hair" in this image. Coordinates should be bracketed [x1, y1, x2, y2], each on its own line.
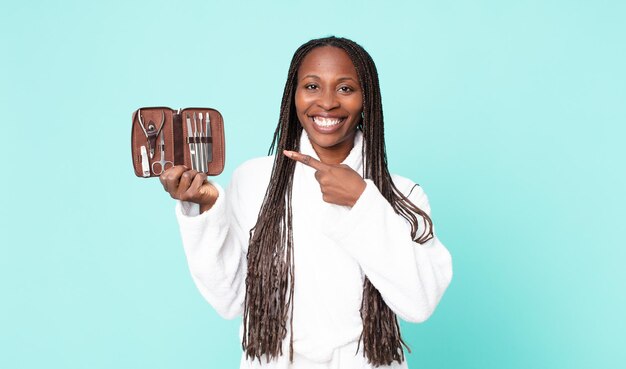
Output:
[242, 36, 434, 366]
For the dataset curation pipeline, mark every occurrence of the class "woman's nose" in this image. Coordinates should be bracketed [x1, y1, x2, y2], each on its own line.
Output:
[317, 89, 340, 110]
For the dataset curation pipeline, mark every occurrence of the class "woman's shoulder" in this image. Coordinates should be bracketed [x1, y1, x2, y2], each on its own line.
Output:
[390, 173, 430, 210]
[390, 173, 422, 195]
[230, 155, 275, 189]
[226, 156, 275, 212]
[233, 155, 275, 176]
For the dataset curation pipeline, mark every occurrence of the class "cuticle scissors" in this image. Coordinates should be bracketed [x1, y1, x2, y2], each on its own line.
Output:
[151, 132, 174, 175]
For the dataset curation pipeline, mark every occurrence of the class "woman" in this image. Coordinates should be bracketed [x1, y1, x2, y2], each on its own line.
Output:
[160, 36, 453, 369]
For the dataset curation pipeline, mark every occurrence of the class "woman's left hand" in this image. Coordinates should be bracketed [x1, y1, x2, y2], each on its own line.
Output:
[284, 150, 366, 207]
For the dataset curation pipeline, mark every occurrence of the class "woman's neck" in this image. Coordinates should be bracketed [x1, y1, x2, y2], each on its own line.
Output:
[311, 140, 354, 165]
[308, 130, 357, 165]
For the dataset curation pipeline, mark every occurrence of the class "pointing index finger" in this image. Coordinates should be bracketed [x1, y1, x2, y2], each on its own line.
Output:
[283, 150, 327, 170]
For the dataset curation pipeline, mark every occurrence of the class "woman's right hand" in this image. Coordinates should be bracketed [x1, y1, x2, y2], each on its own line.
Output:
[159, 165, 218, 212]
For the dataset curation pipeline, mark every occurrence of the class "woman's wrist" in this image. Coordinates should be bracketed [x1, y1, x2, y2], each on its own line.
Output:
[198, 183, 218, 213]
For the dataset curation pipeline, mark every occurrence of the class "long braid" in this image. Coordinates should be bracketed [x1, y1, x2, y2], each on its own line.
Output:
[243, 36, 434, 366]
[243, 42, 309, 363]
[338, 38, 433, 365]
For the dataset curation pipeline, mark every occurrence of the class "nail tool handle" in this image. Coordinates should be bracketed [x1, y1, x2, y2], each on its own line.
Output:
[186, 114, 196, 170]
[199, 114, 206, 173]
[206, 113, 213, 163]
[193, 113, 201, 171]
[140, 146, 151, 177]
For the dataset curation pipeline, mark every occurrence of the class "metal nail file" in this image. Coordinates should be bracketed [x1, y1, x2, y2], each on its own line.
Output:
[193, 112, 201, 171]
[198, 113, 206, 173]
[206, 112, 212, 163]
[186, 113, 196, 170]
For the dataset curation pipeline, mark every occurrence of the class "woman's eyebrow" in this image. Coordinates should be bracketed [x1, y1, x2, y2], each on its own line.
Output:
[336, 76, 358, 83]
[299, 75, 358, 82]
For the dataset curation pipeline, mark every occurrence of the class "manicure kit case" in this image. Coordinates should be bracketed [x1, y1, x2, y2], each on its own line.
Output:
[131, 107, 225, 178]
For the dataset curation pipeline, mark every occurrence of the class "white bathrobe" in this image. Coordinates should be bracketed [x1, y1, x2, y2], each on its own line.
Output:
[175, 131, 453, 369]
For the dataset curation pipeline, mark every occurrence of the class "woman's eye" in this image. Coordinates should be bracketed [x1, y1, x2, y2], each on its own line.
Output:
[339, 86, 353, 93]
[305, 84, 318, 90]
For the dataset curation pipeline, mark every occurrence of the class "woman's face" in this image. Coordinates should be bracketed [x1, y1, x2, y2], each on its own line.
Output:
[295, 46, 363, 164]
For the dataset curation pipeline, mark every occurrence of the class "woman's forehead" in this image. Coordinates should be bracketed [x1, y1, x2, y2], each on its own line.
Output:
[297, 46, 358, 79]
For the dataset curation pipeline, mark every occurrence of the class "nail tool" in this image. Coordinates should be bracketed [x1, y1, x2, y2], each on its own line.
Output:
[151, 131, 174, 175]
[198, 112, 206, 173]
[206, 112, 212, 163]
[193, 112, 201, 171]
[186, 113, 196, 170]
[137, 109, 164, 159]
[140, 146, 150, 177]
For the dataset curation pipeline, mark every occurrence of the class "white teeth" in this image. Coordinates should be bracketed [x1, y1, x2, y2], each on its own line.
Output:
[313, 116, 342, 127]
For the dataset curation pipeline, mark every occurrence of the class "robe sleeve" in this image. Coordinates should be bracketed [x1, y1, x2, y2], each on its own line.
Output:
[174, 172, 248, 319]
[320, 178, 453, 323]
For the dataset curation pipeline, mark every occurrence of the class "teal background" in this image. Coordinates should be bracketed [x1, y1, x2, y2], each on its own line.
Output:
[1, 0, 625, 368]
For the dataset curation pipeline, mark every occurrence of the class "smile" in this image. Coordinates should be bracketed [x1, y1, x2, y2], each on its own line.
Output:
[312, 116, 344, 128]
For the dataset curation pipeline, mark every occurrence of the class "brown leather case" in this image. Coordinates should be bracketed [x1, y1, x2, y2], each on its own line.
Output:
[131, 107, 225, 177]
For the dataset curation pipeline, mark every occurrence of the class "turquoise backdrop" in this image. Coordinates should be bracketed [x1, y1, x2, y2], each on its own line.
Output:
[1, 1, 624, 368]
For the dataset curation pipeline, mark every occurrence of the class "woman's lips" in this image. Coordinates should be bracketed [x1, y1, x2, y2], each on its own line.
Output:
[311, 116, 345, 133]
